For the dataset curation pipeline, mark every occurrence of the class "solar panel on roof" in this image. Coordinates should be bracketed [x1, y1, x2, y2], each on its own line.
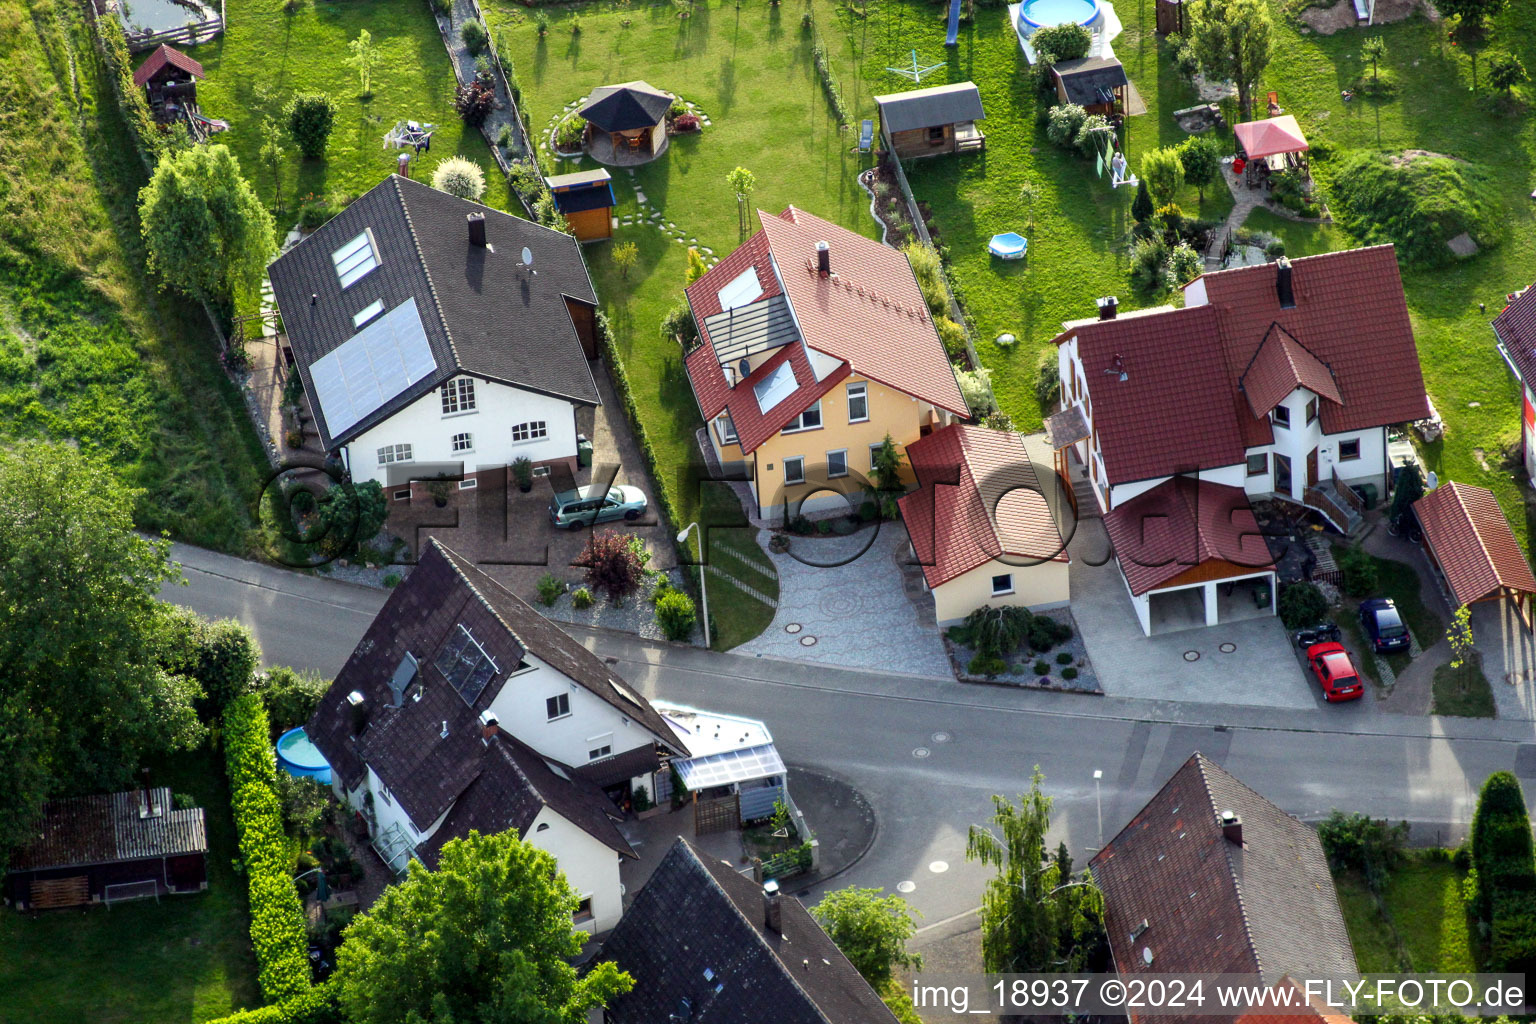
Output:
[309, 298, 437, 436]
[752, 361, 797, 414]
[331, 231, 379, 288]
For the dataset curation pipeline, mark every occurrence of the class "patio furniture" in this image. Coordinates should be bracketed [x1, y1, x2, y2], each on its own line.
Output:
[988, 232, 1028, 260]
[858, 119, 873, 153]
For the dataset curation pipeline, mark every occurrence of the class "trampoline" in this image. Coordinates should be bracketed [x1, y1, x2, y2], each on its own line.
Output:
[989, 232, 1029, 259]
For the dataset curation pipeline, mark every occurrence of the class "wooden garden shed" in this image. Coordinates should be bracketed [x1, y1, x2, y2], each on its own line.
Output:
[874, 81, 986, 158]
[1052, 57, 1130, 118]
[545, 168, 617, 243]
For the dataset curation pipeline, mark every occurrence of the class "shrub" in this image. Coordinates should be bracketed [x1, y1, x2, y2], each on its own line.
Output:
[660, 300, 699, 346]
[1265, 238, 1287, 259]
[1073, 114, 1112, 157]
[810, 45, 850, 126]
[570, 13, 582, 34]
[1129, 236, 1171, 293]
[430, 0, 450, 15]
[956, 367, 994, 416]
[1317, 810, 1408, 887]
[1056, 651, 1074, 666]
[1329, 150, 1500, 268]
[962, 605, 1033, 658]
[669, 97, 687, 117]
[430, 156, 486, 201]
[1032, 659, 1050, 675]
[496, 123, 513, 150]
[1061, 667, 1079, 680]
[655, 589, 697, 642]
[1336, 546, 1379, 596]
[1278, 581, 1328, 630]
[1178, 134, 1224, 200]
[271, 770, 330, 838]
[967, 654, 1008, 678]
[200, 979, 341, 1024]
[1489, 52, 1528, 95]
[1167, 242, 1203, 285]
[536, 573, 565, 606]
[256, 665, 329, 730]
[534, 10, 548, 34]
[902, 241, 950, 318]
[1470, 772, 1536, 974]
[1131, 178, 1154, 223]
[312, 480, 387, 560]
[1140, 146, 1186, 206]
[674, 112, 700, 131]
[455, 80, 496, 127]
[1156, 202, 1187, 236]
[1028, 615, 1071, 651]
[935, 316, 967, 360]
[1045, 104, 1087, 148]
[578, 531, 645, 601]
[1031, 22, 1091, 62]
[572, 586, 594, 609]
[459, 18, 488, 52]
[1034, 356, 1060, 406]
[284, 93, 337, 160]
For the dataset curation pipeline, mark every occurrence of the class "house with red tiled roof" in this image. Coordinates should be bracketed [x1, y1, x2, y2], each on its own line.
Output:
[897, 425, 1070, 624]
[1051, 247, 1430, 634]
[1492, 281, 1536, 482]
[683, 207, 968, 520]
[1414, 481, 1536, 628]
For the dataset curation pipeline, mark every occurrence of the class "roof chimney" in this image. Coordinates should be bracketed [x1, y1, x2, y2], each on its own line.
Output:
[1275, 257, 1295, 309]
[467, 211, 487, 248]
[1220, 809, 1243, 846]
[763, 878, 782, 934]
[478, 709, 499, 742]
[1097, 295, 1119, 320]
[815, 239, 830, 276]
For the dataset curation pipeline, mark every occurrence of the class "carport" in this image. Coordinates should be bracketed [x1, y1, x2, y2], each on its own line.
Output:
[1415, 482, 1536, 629]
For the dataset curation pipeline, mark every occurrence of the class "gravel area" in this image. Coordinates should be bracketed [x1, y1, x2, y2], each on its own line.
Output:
[944, 609, 1102, 693]
[537, 567, 701, 645]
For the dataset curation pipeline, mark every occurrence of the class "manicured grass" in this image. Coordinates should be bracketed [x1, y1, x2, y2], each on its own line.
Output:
[1334, 852, 1477, 973]
[186, 0, 510, 220]
[1433, 660, 1497, 718]
[1334, 871, 1399, 972]
[0, 0, 268, 553]
[0, 746, 260, 1024]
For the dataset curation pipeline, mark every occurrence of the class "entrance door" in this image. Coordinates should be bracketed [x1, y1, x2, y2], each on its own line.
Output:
[1274, 454, 1293, 496]
[1307, 448, 1319, 488]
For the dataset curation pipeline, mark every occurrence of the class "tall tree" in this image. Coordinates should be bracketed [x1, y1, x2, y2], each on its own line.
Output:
[139, 143, 276, 307]
[1360, 36, 1387, 88]
[1178, 134, 1223, 200]
[1130, 178, 1155, 223]
[346, 29, 381, 98]
[336, 831, 632, 1024]
[726, 165, 757, 236]
[259, 116, 286, 214]
[1434, 0, 1506, 29]
[0, 443, 202, 865]
[811, 887, 923, 984]
[1187, 0, 1273, 119]
[285, 91, 338, 159]
[1139, 146, 1186, 207]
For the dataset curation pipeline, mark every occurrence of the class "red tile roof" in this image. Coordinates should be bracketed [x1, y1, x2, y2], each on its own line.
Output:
[1414, 482, 1536, 608]
[132, 44, 204, 88]
[684, 208, 964, 453]
[1239, 324, 1341, 419]
[1101, 478, 1273, 595]
[899, 425, 1067, 589]
[1234, 979, 1358, 1024]
[1493, 284, 1536, 388]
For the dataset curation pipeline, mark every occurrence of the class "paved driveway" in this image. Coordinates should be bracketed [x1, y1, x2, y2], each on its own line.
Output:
[1474, 600, 1536, 721]
[1067, 519, 1321, 710]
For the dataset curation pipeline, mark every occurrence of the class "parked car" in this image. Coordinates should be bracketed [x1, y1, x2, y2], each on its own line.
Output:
[1359, 598, 1410, 653]
[549, 485, 648, 530]
[1305, 642, 1365, 702]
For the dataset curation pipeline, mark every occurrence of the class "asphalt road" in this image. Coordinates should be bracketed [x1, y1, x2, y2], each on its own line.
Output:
[164, 542, 1536, 928]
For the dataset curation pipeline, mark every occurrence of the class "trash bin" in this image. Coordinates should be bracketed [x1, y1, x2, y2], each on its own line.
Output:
[1355, 483, 1378, 510]
[577, 434, 593, 468]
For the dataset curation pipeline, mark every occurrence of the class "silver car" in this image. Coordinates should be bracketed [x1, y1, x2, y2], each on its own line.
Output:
[549, 485, 648, 530]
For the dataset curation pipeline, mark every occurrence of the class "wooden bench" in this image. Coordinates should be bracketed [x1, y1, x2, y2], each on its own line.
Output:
[30, 876, 91, 910]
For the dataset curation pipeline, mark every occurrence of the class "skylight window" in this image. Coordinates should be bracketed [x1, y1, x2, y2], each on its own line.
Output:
[716, 267, 764, 311]
[434, 624, 500, 705]
[332, 231, 379, 289]
[352, 299, 385, 328]
[752, 361, 798, 414]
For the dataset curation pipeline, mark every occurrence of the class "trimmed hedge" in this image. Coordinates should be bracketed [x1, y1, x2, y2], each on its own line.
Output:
[596, 310, 683, 545]
[1469, 772, 1536, 975]
[90, 13, 169, 168]
[202, 981, 341, 1024]
[225, 694, 313, 1003]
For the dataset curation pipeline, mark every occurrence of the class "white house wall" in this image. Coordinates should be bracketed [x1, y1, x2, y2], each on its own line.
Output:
[343, 378, 580, 487]
[486, 653, 659, 774]
[1109, 463, 1245, 509]
[1249, 387, 1385, 501]
[527, 806, 625, 934]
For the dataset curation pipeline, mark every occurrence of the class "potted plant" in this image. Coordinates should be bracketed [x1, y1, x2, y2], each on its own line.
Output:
[426, 480, 452, 508]
[512, 456, 533, 493]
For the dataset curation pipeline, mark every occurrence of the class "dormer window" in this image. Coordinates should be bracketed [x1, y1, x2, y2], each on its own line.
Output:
[352, 299, 384, 329]
[331, 231, 379, 289]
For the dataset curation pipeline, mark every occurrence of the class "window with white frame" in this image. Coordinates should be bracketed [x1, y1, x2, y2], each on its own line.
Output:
[441, 378, 476, 415]
[1272, 405, 1291, 428]
[331, 231, 378, 288]
[784, 456, 805, 485]
[716, 413, 738, 445]
[451, 432, 474, 453]
[546, 694, 570, 720]
[377, 443, 413, 465]
[587, 735, 613, 761]
[869, 442, 884, 470]
[827, 449, 848, 478]
[352, 299, 384, 329]
[991, 573, 1014, 596]
[782, 401, 822, 433]
[847, 382, 869, 423]
[512, 421, 548, 443]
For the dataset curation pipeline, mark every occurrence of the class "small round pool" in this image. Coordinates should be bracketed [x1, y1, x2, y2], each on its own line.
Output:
[1020, 0, 1100, 28]
[275, 727, 332, 784]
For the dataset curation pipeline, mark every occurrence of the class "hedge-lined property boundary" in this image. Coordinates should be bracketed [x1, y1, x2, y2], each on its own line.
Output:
[595, 310, 683, 545]
[224, 695, 313, 1003]
[202, 981, 340, 1024]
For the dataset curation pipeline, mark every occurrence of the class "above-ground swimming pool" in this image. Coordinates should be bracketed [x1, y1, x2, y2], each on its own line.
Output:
[1019, 0, 1101, 27]
[275, 727, 332, 784]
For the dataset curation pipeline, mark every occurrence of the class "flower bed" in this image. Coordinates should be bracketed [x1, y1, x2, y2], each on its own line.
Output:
[944, 609, 1101, 692]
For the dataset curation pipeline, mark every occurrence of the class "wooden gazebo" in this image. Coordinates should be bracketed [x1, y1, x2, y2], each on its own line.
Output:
[577, 81, 672, 160]
[1415, 481, 1536, 629]
[132, 44, 204, 124]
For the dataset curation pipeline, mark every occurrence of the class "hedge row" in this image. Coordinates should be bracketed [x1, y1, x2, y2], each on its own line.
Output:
[595, 310, 683, 542]
[1470, 771, 1536, 975]
[224, 695, 313, 1003]
[203, 980, 340, 1024]
[87, 12, 169, 169]
[809, 45, 850, 128]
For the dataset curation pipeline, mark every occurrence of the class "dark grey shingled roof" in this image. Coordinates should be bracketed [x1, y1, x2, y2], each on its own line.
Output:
[1052, 57, 1129, 107]
[873, 81, 985, 134]
[9, 788, 207, 872]
[577, 81, 672, 132]
[267, 175, 600, 450]
[595, 839, 900, 1024]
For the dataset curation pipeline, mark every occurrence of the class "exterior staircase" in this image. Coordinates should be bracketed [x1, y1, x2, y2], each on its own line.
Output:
[1303, 473, 1366, 538]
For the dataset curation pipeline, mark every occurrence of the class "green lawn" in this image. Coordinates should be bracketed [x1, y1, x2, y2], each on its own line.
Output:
[1433, 660, 1497, 718]
[0, 747, 260, 1024]
[1334, 852, 1477, 973]
[186, 0, 510, 220]
[0, 0, 267, 553]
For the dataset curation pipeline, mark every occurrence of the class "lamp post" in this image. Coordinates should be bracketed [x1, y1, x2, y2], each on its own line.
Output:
[1092, 769, 1103, 851]
[676, 522, 711, 649]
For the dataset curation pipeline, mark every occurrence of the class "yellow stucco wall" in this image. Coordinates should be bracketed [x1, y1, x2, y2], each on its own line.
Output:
[932, 559, 1071, 625]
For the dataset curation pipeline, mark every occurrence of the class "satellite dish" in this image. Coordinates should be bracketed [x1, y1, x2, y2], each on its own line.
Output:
[521, 246, 534, 266]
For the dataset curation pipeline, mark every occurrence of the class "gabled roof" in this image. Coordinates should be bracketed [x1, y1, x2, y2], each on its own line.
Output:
[1492, 284, 1536, 387]
[873, 81, 985, 133]
[683, 207, 965, 453]
[1233, 115, 1308, 160]
[8, 788, 206, 872]
[898, 425, 1067, 589]
[132, 44, 203, 87]
[268, 176, 600, 450]
[1051, 57, 1128, 107]
[577, 80, 672, 132]
[1415, 482, 1536, 608]
[1101, 478, 1273, 595]
[1090, 754, 1357, 1023]
[1239, 324, 1342, 418]
[595, 839, 899, 1024]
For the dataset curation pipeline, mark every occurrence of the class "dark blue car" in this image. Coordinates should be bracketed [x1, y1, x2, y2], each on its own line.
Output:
[1359, 598, 1410, 653]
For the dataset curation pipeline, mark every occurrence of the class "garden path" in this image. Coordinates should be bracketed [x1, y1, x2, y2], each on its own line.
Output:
[1203, 160, 1271, 268]
[432, 0, 525, 171]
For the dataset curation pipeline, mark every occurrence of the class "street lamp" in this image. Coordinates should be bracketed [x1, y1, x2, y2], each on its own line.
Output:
[676, 522, 711, 649]
[1092, 769, 1103, 851]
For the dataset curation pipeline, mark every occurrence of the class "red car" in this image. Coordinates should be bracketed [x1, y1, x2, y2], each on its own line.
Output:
[1306, 642, 1364, 702]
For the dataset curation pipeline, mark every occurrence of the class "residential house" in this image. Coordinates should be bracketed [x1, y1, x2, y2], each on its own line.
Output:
[545, 168, 617, 243]
[1052, 248, 1430, 633]
[305, 538, 687, 933]
[898, 424, 1070, 624]
[592, 838, 899, 1024]
[684, 206, 969, 521]
[268, 174, 601, 491]
[874, 81, 986, 158]
[4, 788, 207, 910]
[1492, 282, 1536, 481]
[1089, 753, 1358, 1024]
[1415, 481, 1536, 629]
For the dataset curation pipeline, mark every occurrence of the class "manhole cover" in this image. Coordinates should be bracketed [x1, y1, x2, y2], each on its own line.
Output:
[929, 860, 949, 873]
[913, 747, 931, 759]
[1219, 642, 1237, 654]
[1183, 650, 1200, 662]
[931, 731, 951, 743]
[1517, 744, 1536, 778]
[897, 880, 916, 893]
[785, 623, 802, 634]
[799, 635, 817, 647]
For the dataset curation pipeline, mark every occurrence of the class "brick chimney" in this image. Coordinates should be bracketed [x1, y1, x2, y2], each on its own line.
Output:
[467, 211, 487, 248]
[1220, 809, 1243, 846]
[478, 709, 499, 742]
[815, 240, 830, 276]
[1097, 295, 1119, 320]
[763, 879, 782, 934]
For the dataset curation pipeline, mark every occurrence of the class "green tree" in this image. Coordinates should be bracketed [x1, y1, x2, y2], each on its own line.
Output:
[811, 887, 923, 985]
[1186, 0, 1273, 119]
[313, 479, 388, 559]
[871, 433, 905, 492]
[1447, 605, 1475, 667]
[259, 116, 287, 213]
[285, 92, 337, 159]
[139, 144, 276, 306]
[256, 666, 331, 730]
[157, 605, 261, 716]
[726, 165, 757, 235]
[1178, 134, 1223, 200]
[346, 29, 381, 97]
[1360, 36, 1387, 88]
[1018, 180, 1040, 230]
[0, 443, 202, 865]
[612, 241, 639, 280]
[336, 831, 633, 1024]
[1130, 177, 1155, 223]
[1388, 462, 1424, 529]
[1030, 22, 1091, 63]
[1139, 146, 1186, 207]
[685, 245, 710, 284]
[1434, 0, 1506, 29]
[1489, 52, 1528, 94]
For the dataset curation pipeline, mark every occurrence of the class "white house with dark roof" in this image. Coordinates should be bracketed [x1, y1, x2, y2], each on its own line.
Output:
[268, 175, 602, 490]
